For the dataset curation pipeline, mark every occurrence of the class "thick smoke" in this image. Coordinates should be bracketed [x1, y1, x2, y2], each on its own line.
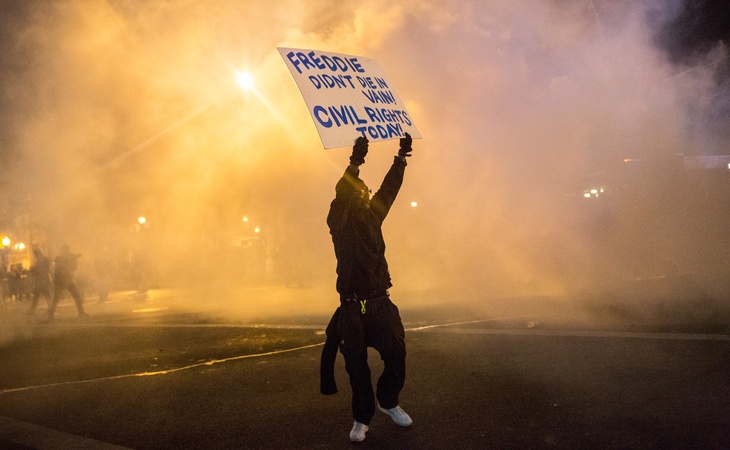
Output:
[0, 0, 728, 327]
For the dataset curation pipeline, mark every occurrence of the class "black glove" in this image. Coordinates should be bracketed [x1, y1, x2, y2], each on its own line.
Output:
[350, 136, 369, 166]
[398, 132, 413, 158]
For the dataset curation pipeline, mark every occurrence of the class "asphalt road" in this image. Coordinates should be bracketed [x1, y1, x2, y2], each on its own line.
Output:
[0, 287, 728, 449]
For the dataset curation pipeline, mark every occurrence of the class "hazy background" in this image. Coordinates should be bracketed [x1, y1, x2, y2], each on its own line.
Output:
[1, 0, 729, 318]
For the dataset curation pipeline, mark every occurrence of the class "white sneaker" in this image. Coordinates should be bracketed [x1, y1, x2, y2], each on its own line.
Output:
[378, 404, 413, 427]
[349, 421, 369, 442]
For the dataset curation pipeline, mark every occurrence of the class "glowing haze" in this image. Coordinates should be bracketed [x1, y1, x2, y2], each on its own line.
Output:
[1, 0, 728, 314]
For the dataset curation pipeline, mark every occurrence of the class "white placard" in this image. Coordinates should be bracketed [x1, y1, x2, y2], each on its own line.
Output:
[278, 47, 421, 149]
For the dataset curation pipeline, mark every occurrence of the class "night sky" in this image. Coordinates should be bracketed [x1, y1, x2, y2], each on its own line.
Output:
[656, 0, 730, 65]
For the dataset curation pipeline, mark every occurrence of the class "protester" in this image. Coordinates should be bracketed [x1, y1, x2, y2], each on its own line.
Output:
[46, 244, 88, 321]
[27, 247, 53, 315]
[324, 133, 414, 442]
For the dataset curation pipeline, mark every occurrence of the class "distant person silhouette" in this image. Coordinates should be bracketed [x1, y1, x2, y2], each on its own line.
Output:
[47, 244, 88, 321]
[27, 247, 53, 315]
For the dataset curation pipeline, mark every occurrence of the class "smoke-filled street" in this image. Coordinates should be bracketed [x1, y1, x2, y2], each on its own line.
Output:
[1, 0, 730, 448]
[0, 288, 728, 448]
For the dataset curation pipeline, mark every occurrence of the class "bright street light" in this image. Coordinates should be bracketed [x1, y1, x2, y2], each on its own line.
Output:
[236, 71, 255, 92]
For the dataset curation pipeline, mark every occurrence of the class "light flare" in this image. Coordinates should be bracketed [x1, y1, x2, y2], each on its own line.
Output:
[235, 70, 255, 92]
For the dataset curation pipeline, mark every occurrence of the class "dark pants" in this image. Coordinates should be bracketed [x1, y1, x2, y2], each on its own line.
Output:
[339, 295, 406, 425]
[48, 279, 85, 318]
[28, 282, 52, 314]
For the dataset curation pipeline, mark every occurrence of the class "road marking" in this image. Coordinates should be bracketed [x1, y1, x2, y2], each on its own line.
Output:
[0, 342, 324, 396]
[132, 306, 170, 313]
[410, 326, 730, 341]
[2, 318, 726, 398]
[407, 317, 729, 340]
[0, 415, 132, 449]
[0, 319, 726, 449]
[52, 322, 324, 329]
[41, 318, 730, 341]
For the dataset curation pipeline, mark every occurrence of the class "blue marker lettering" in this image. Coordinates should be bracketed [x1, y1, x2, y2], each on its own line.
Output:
[313, 106, 332, 128]
[308, 51, 326, 70]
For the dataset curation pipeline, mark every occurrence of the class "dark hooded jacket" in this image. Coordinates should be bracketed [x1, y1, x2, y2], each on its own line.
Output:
[321, 156, 406, 394]
[326, 156, 406, 298]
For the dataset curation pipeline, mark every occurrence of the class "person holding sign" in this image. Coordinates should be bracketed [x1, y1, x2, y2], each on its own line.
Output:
[326, 133, 414, 442]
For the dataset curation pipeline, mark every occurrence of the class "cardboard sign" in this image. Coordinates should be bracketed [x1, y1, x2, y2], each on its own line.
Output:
[278, 47, 421, 149]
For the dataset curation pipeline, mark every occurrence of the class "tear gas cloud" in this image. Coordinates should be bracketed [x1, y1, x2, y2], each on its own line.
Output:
[1, 0, 728, 321]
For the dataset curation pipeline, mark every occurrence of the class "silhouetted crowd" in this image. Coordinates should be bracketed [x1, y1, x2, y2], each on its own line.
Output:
[1, 245, 154, 320]
[2, 263, 32, 302]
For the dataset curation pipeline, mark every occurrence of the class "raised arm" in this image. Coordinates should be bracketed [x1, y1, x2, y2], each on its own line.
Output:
[370, 133, 413, 221]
